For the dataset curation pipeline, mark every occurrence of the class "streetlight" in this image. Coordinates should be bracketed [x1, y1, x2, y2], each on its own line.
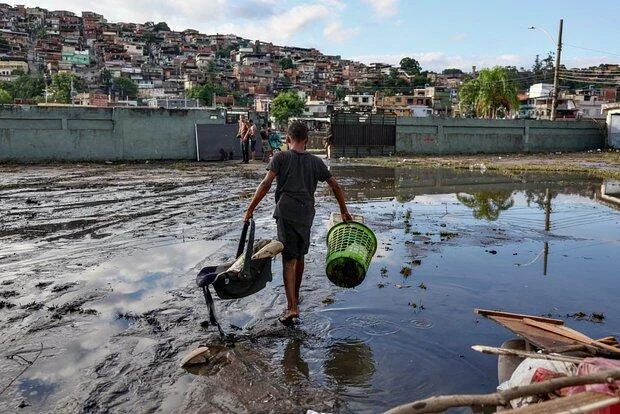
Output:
[529, 19, 563, 120]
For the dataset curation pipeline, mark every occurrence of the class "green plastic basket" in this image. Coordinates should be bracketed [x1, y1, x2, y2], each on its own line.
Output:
[325, 221, 377, 288]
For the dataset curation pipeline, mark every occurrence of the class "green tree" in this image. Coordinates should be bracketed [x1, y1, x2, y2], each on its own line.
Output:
[48, 72, 86, 103]
[270, 91, 305, 124]
[7, 72, 45, 100]
[113, 76, 138, 99]
[459, 66, 519, 118]
[334, 85, 346, 100]
[400, 57, 422, 76]
[153, 22, 170, 32]
[187, 83, 229, 106]
[0, 88, 12, 104]
[279, 57, 295, 70]
[442, 68, 464, 76]
[456, 192, 515, 221]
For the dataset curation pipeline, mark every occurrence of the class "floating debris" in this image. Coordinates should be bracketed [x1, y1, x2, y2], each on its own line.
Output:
[418, 282, 427, 290]
[400, 267, 412, 277]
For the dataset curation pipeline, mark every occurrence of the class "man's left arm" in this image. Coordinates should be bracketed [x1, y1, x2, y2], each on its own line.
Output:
[244, 171, 276, 221]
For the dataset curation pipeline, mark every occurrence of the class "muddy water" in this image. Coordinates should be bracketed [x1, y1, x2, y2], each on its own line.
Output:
[1, 163, 619, 413]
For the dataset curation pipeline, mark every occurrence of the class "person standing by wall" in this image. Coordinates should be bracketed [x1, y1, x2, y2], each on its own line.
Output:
[243, 121, 352, 325]
[248, 120, 258, 161]
[238, 116, 250, 164]
[260, 123, 271, 160]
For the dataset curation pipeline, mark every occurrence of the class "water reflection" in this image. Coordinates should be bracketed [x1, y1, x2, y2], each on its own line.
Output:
[600, 180, 620, 208]
[456, 191, 515, 221]
[282, 339, 310, 383]
[329, 166, 602, 203]
[323, 341, 375, 389]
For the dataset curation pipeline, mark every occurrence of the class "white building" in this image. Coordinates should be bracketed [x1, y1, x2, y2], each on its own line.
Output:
[344, 94, 374, 108]
[529, 83, 554, 99]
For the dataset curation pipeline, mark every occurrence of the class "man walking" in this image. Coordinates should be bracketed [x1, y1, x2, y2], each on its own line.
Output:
[243, 121, 352, 325]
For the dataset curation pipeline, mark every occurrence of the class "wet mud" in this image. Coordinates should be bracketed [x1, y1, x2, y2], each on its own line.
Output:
[1, 160, 619, 413]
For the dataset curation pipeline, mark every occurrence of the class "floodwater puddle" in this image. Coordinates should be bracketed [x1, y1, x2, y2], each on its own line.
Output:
[292, 166, 620, 412]
[1, 164, 619, 412]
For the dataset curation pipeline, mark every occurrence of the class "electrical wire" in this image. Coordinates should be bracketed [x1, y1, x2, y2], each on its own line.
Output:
[563, 43, 620, 57]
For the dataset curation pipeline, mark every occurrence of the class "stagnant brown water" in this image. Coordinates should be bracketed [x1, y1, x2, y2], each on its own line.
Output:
[0, 163, 618, 413]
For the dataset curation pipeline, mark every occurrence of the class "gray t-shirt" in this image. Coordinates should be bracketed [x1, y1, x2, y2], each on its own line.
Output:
[267, 150, 332, 226]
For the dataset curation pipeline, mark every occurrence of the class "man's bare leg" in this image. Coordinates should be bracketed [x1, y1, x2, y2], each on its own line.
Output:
[294, 258, 304, 304]
[282, 258, 299, 320]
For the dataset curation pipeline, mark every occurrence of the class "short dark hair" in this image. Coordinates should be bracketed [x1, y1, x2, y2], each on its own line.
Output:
[287, 121, 308, 142]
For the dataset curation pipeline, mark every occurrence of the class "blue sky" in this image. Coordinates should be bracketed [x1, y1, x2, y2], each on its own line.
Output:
[16, 0, 620, 71]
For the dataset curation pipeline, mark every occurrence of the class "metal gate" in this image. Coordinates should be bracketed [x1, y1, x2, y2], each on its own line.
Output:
[610, 114, 620, 149]
[331, 113, 396, 157]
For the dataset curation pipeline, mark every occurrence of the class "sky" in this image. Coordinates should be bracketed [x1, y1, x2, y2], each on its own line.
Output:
[14, 0, 620, 72]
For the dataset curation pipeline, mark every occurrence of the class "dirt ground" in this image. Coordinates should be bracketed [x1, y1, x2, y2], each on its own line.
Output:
[0, 152, 618, 413]
[349, 149, 620, 179]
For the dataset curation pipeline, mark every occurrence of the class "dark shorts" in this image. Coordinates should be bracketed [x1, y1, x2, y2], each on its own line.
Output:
[250, 139, 256, 152]
[277, 219, 311, 260]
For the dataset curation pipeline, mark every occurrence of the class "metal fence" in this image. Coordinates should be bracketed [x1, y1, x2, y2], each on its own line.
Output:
[331, 113, 396, 150]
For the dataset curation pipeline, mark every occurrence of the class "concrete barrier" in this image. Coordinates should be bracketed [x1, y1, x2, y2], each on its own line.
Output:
[396, 117, 604, 155]
[0, 105, 225, 162]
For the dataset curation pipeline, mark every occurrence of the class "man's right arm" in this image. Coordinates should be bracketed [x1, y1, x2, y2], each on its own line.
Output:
[244, 170, 276, 221]
[326, 176, 352, 222]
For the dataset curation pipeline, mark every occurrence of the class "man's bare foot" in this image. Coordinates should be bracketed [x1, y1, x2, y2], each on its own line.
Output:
[278, 310, 299, 326]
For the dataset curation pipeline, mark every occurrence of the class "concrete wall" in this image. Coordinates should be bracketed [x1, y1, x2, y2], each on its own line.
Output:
[0, 105, 225, 162]
[604, 104, 620, 149]
[396, 118, 604, 155]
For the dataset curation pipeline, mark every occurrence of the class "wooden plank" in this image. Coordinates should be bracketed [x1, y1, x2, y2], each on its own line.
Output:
[488, 315, 577, 350]
[502, 392, 620, 414]
[475, 308, 565, 325]
[523, 318, 595, 343]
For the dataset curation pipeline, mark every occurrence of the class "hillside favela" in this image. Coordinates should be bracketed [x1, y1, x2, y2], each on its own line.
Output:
[1, 2, 620, 413]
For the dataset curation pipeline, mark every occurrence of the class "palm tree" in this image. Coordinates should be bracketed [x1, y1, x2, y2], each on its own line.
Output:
[459, 66, 519, 118]
[456, 191, 515, 221]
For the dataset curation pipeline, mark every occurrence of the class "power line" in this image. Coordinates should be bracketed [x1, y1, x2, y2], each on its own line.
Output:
[563, 43, 620, 57]
[558, 76, 619, 86]
[559, 74, 620, 82]
[559, 70, 620, 77]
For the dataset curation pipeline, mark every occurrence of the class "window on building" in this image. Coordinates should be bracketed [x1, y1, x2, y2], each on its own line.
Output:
[352, 97, 359, 103]
[395, 97, 401, 103]
[362, 97, 369, 103]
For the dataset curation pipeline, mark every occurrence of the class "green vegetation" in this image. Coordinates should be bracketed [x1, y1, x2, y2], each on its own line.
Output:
[113, 76, 138, 99]
[442, 68, 464, 76]
[279, 57, 295, 70]
[270, 91, 305, 124]
[153, 22, 171, 32]
[0, 88, 12, 104]
[187, 83, 229, 106]
[459, 66, 519, 118]
[0, 71, 45, 101]
[48, 72, 86, 103]
[400, 57, 421, 76]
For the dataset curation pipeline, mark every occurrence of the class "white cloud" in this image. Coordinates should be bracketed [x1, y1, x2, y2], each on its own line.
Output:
[362, 0, 398, 18]
[348, 52, 525, 72]
[324, 21, 360, 44]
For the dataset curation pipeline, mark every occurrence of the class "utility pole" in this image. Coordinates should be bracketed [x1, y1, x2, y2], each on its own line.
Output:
[551, 19, 563, 121]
